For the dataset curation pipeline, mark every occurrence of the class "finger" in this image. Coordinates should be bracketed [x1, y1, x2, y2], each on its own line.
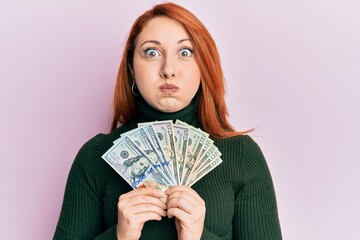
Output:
[166, 206, 191, 220]
[167, 189, 204, 211]
[119, 188, 166, 201]
[122, 195, 167, 209]
[167, 195, 197, 214]
[166, 190, 197, 202]
[134, 212, 164, 222]
[129, 203, 167, 217]
[165, 186, 202, 201]
[167, 203, 206, 225]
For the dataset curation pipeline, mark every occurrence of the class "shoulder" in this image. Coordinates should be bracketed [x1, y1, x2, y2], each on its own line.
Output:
[240, 135, 265, 161]
[215, 134, 263, 155]
[72, 123, 136, 172]
[215, 134, 268, 173]
[67, 124, 136, 190]
[233, 135, 271, 182]
[77, 123, 135, 157]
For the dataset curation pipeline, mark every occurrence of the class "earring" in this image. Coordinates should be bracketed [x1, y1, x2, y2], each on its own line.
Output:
[131, 81, 141, 96]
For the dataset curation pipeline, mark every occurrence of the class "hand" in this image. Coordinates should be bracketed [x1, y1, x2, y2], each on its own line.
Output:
[166, 186, 206, 240]
[117, 188, 167, 240]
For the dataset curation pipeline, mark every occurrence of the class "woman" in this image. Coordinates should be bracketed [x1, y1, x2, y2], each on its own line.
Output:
[54, 2, 282, 240]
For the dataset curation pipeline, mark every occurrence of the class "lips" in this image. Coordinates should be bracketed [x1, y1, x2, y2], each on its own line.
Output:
[159, 84, 179, 94]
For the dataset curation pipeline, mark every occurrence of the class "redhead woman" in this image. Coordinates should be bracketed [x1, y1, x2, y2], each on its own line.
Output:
[54, 2, 282, 240]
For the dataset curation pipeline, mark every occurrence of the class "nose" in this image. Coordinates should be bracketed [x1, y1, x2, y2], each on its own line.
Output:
[160, 55, 176, 79]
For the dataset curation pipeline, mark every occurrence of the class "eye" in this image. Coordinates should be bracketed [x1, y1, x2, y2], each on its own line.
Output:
[179, 48, 193, 57]
[144, 48, 160, 58]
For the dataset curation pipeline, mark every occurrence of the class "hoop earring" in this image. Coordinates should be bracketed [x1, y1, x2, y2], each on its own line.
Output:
[131, 81, 141, 96]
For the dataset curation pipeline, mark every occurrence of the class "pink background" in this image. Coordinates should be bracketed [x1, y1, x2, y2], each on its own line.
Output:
[1, 0, 359, 239]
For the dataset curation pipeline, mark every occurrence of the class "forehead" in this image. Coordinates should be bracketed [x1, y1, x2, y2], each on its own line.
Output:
[136, 16, 190, 45]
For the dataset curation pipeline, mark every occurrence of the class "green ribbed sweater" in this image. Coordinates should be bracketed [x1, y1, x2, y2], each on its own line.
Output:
[54, 99, 282, 239]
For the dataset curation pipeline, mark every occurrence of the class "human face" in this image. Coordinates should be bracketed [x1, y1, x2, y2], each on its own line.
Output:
[130, 157, 150, 177]
[132, 16, 201, 112]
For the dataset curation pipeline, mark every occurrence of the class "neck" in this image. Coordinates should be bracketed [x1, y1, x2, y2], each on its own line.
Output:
[135, 97, 199, 127]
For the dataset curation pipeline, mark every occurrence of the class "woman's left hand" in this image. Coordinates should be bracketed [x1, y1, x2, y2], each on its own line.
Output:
[166, 186, 206, 240]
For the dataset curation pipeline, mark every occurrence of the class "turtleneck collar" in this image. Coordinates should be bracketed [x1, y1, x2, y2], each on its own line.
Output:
[135, 97, 199, 127]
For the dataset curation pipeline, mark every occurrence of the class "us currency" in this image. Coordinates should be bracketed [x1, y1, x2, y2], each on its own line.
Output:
[193, 145, 222, 175]
[123, 126, 174, 185]
[175, 120, 209, 185]
[198, 138, 214, 161]
[186, 157, 223, 187]
[172, 124, 189, 184]
[139, 120, 180, 185]
[102, 136, 163, 189]
[142, 124, 176, 185]
[191, 144, 220, 173]
[105, 121, 223, 188]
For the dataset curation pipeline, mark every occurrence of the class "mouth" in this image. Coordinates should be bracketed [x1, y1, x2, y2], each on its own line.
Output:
[159, 84, 179, 94]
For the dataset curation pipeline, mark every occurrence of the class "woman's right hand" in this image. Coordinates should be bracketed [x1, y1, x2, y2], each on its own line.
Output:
[117, 188, 167, 240]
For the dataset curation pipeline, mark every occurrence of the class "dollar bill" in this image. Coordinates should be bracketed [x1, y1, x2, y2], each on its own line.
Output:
[198, 138, 214, 160]
[141, 124, 176, 185]
[102, 136, 165, 188]
[175, 120, 209, 185]
[192, 146, 222, 175]
[187, 157, 223, 187]
[191, 144, 220, 173]
[124, 126, 174, 185]
[140, 120, 180, 185]
[172, 124, 189, 184]
[105, 120, 222, 188]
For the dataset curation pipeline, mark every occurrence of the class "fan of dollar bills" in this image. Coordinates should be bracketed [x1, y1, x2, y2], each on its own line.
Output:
[102, 120, 222, 189]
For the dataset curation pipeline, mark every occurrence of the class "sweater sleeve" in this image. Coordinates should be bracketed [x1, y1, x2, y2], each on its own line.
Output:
[53, 136, 118, 240]
[233, 136, 282, 239]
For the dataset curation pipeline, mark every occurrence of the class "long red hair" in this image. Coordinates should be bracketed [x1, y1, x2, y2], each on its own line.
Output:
[111, 2, 247, 138]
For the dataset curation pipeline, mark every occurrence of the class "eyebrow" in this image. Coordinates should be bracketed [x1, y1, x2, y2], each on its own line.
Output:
[140, 38, 191, 48]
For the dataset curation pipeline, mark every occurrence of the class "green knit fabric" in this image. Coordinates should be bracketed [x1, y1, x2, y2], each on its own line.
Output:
[53, 99, 282, 240]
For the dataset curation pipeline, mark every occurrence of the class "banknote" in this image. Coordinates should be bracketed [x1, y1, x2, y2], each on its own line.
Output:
[175, 120, 209, 185]
[118, 123, 175, 185]
[141, 124, 176, 185]
[191, 144, 220, 173]
[102, 136, 164, 188]
[198, 138, 214, 161]
[187, 157, 223, 186]
[103, 120, 222, 188]
[191, 146, 222, 176]
[172, 124, 189, 184]
[125, 126, 174, 185]
[139, 120, 180, 185]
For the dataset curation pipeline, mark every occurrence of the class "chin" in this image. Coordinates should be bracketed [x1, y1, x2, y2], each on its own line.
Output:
[152, 99, 190, 113]
[156, 104, 183, 113]
[158, 107, 180, 113]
